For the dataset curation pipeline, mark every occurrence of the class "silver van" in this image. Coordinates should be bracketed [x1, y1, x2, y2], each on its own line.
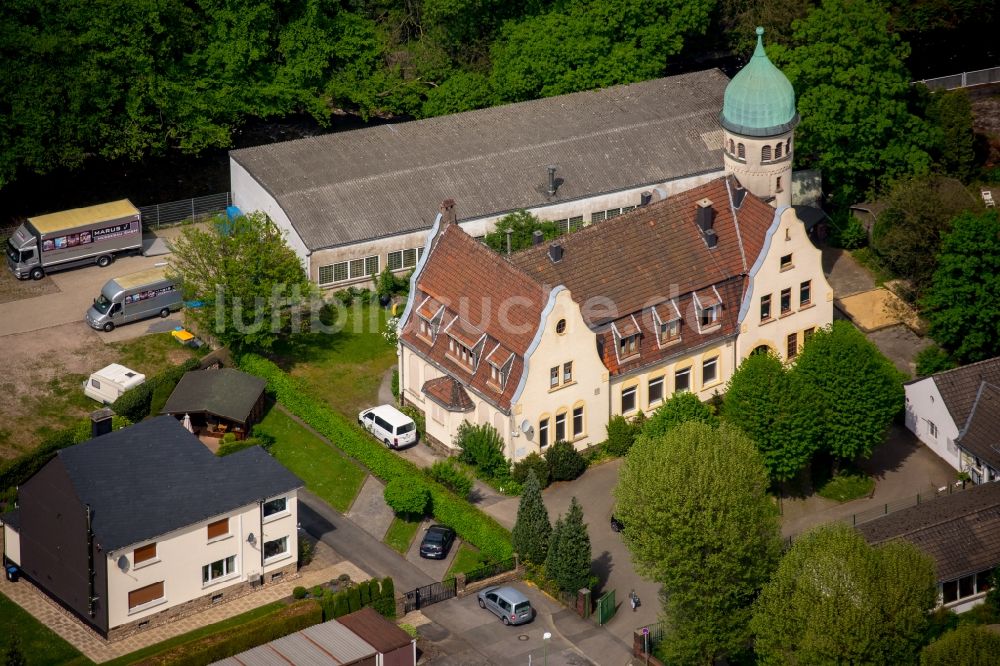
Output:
[86, 267, 182, 332]
[358, 404, 417, 449]
[477, 586, 533, 625]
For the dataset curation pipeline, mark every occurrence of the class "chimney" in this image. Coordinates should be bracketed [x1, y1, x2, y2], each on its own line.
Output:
[548, 243, 564, 263]
[91, 408, 114, 438]
[532, 230, 544, 246]
[546, 165, 558, 196]
[640, 191, 653, 207]
[733, 185, 747, 208]
[696, 199, 715, 232]
[703, 229, 718, 249]
[439, 199, 457, 226]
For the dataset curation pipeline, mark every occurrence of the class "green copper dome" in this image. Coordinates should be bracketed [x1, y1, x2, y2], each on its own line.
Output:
[720, 27, 798, 137]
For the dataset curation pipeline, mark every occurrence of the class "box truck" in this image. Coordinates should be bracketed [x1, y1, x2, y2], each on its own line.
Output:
[6, 199, 142, 280]
[86, 267, 182, 332]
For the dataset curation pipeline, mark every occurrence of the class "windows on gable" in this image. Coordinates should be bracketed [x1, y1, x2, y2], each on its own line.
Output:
[780, 254, 793, 270]
[619, 334, 640, 358]
[800, 280, 812, 306]
[207, 518, 229, 541]
[263, 497, 287, 518]
[550, 366, 559, 388]
[134, 543, 157, 565]
[563, 361, 573, 384]
[760, 294, 772, 321]
[780, 288, 791, 314]
[263, 536, 289, 561]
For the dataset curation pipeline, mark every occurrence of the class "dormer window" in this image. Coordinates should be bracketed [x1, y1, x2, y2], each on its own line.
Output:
[659, 319, 680, 343]
[699, 304, 720, 328]
[619, 334, 639, 358]
[447, 336, 477, 370]
[490, 363, 508, 389]
[652, 299, 683, 347]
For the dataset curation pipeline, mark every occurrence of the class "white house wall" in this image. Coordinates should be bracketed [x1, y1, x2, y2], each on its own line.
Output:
[905, 379, 962, 472]
[229, 158, 310, 270]
[3, 523, 20, 566]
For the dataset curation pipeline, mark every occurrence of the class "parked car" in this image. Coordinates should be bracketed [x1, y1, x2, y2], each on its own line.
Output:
[357, 404, 417, 449]
[419, 524, 456, 560]
[477, 585, 534, 626]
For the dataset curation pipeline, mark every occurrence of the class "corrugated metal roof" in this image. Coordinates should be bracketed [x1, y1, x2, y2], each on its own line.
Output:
[213, 619, 378, 665]
[30, 200, 140, 234]
[231, 71, 730, 251]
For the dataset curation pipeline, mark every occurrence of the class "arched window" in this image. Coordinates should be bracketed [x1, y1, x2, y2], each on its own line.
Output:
[786, 139, 791, 154]
[752, 345, 771, 356]
[762, 145, 772, 162]
[728, 139, 735, 154]
[737, 143, 745, 159]
[775, 143, 783, 158]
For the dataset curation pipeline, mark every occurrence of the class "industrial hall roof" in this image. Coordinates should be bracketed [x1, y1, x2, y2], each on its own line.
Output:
[230, 70, 730, 251]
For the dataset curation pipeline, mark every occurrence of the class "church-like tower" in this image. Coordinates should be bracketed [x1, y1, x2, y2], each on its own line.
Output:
[720, 27, 799, 209]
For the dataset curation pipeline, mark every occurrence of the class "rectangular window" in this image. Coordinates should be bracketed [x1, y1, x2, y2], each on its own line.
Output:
[621, 386, 637, 413]
[619, 334, 639, 357]
[128, 581, 164, 610]
[977, 571, 993, 594]
[263, 497, 287, 517]
[675, 367, 691, 393]
[800, 280, 811, 306]
[202, 555, 237, 584]
[417, 246, 425, 259]
[702, 357, 718, 385]
[606, 208, 622, 219]
[563, 361, 573, 384]
[349, 258, 364, 279]
[554, 218, 569, 234]
[781, 288, 791, 314]
[555, 413, 566, 443]
[943, 580, 958, 604]
[591, 211, 606, 224]
[928, 420, 938, 438]
[388, 251, 403, 270]
[780, 254, 793, 270]
[364, 255, 379, 277]
[263, 536, 289, 560]
[568, 216, 584, 231]
[539, 418, 549, 448]
[699, 305, 720, 328]
[134, 543, 157, 565]
[402, 248, 418, 267]
[550, 366, 559, 388]
[787, 333, 798, 359]
[319, 262, 350, 285]
[660, 320, 680, 343]
[804, 327, 815, 343]
[207, 518, 229, 540]
[760, 294, 772, 320]
[573, 406, 584, 437]
[648, 376, 664, 405]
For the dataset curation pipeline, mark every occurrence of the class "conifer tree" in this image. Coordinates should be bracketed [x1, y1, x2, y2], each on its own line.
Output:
[546, 497, 592, 594]
[512, 470, 552, 564]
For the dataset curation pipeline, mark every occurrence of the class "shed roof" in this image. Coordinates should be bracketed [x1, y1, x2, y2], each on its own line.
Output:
[337, 607, 414, 654]
[161, 369, 266, 424]
[230, 71, 730, 251]
[213, 619, 377, 666]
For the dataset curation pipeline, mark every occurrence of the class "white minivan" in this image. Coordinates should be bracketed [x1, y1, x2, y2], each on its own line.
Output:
[357, 404, 417, 449]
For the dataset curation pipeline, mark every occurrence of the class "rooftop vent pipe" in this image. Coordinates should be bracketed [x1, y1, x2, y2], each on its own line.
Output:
[547, 166, 558, 196]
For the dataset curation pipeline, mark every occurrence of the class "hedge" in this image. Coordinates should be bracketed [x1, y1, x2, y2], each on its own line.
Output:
[239, 355, 513, 560]
[138, 600, 322, 665]
[111, 357, 201, 422]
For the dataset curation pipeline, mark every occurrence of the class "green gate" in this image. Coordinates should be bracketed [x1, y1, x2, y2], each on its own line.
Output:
[596, 589, 616, 625]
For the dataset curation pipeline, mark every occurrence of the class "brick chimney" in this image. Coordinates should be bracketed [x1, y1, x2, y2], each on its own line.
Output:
[91, 408, 114, 438]
[439, 199, 457, 226]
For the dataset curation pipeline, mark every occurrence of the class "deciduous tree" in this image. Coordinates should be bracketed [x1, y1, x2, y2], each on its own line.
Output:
[511, 470, 552, 564]
[615, 421, 781, 664]
[641, 391, 717, 441]
[483, 210, 561, 254]
[921, 624, 1000, 666]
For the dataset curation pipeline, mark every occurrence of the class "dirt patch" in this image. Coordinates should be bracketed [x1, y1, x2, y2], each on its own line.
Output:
[0, 264, 60, 304]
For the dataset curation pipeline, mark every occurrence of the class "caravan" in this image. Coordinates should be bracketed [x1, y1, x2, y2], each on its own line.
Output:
[84, 364, 146, 404]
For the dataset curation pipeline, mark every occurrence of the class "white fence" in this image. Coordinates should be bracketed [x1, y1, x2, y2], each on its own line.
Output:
[138, 192, 232, 229]
[914, 66, 1000, 91]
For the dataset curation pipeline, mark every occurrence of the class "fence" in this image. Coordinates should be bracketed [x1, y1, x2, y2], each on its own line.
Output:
[138, 192, 232, 229]
[846, 480, 970, 527]
[914, 66, 1000, 91]
[463, 557, 516, 585]
[400, 578, 456, 614]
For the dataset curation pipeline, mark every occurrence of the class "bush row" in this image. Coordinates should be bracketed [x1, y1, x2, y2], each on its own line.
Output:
[293, 577, 396, 621]
[111, 358, 202, 422]
[239, 355, 513, 560]
[140, 599, 322, 666]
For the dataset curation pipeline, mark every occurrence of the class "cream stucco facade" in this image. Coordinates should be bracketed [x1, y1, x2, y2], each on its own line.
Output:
[722, 130, 794, 209]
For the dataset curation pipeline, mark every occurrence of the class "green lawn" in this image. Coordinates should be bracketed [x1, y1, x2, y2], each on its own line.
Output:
[0, 592, 92, 665]
[259, 405, 367, 512]
[103, 601, 284, 666]
[384, 515, 422, 554]
[446, 543, 484, 578]
[818, 470, 876, 502]
[270, 302, 396, 418]
[111, 331, 208, 372]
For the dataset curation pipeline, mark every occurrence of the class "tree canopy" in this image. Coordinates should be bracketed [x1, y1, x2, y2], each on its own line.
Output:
[752, 523, 937, 666]
[640, 391, 717, 441]
[545, 496, 592, 594]
[921, 624, 1000, 666]
[615, 421, 781, 664]
[483, 210, 561, 255]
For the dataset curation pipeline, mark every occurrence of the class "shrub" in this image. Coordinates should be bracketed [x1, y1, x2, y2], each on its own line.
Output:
[391, 368, 400, 400]
[359, 579, 371, 606]
[427, 459, 474, 498]
[512, 452, 550, 487]
[217, 437, 259, 456]
[400, 404, 426, 442]
[334, 591, 351, 618]
[250, 424, 276, 450]
[111, 382, 153, 422]
[111, 357, 201, 422]
[373, 577, 396, 619]
[604, 415, 637, 457]
[298, 538, 314, 566]
[915, 345, 956, 377]
[292, 586, 307, 600]
[455, 421, 508, 477]
[347, 585, 362, 613]
[545, 440, 586, 482]
[399, 623, 418, 639]
[830, 211, 868, 250]
[384, 477, 431, 517]
[311, 585, 324, 597]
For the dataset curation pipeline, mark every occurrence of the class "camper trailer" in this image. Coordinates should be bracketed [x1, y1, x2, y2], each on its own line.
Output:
[84, 364, 146, 404]
[86, 267, 182, 332]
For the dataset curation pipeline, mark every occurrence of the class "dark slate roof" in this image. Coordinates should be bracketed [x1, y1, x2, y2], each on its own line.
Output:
[230, 70, 730, 250]
[857, 481, 1000, 580]
[55, 416, 301, 551]
[1, 509, 20, 530]
[924, 357, 1000, 428]
[956, 383, 1000, 470]
[161, 368, 266, 423]
[337, 607, 413, 653]
[422, 376, 475, 413]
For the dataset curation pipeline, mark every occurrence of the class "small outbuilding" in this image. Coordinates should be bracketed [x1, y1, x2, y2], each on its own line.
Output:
[161, 368, 266, 440]
[338, 607, 417, 666]
[213, 618, 378, 666]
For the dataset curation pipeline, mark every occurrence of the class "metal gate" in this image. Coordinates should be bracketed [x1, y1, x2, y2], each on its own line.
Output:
[596, 589, 616, 625]
[402, 578, 457, 613]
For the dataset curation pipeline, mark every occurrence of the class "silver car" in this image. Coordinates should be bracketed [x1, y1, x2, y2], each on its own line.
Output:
[477, 585, 533, 625]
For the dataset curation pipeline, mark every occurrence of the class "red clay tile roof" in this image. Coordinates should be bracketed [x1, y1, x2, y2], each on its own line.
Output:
[423, 376, 475, 412]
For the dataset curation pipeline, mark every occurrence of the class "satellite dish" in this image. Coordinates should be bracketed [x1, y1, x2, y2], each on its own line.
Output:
[520, 419, 534, 438]
[117, 555, 129, 572]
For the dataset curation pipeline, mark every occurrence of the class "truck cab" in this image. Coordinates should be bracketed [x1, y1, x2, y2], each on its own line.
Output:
[5, 226, 41, 280]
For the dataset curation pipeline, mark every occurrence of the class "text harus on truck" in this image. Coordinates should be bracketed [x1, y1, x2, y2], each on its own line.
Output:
[6, 200, 143, 280]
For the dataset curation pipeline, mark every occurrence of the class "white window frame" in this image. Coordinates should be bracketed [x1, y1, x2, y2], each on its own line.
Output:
[388, 248, 419, 271]
[675, 367, 692, 393]
[702, 357, 719, 386]
[621, 385, 638, 414]
[202, 555, 238, 586]
[648, 376, 665, 405]
[263, 496, 289, 522]
[572, 405, 584, 437]
[263, 536, 290, 562]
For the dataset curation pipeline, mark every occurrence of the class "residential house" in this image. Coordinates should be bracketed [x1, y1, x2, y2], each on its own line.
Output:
[858, 481, 1000, 612]
[904, 357, 1000, 482]
[161, 368, 267, 441]
[1, 416, 302, 639]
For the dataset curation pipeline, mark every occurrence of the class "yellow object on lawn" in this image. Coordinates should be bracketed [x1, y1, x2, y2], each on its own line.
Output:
[171, 328, 195, 343]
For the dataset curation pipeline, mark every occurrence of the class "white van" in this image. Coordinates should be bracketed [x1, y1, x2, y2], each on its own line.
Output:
[84, 364, 146, 404]
[357, 404, 417, 449]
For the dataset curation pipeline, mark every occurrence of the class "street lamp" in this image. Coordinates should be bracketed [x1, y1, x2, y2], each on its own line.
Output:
[543, 631, 552, 666]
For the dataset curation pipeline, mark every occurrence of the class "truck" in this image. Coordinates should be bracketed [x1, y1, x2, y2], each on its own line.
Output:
[86, 267, 182, 332]
[5, 199, 143, 280]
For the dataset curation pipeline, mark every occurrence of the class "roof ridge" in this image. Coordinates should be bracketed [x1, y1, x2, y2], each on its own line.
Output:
[931, 356, 1000, 382]
[879, 491, 1000, 543]
[960, 380, 1000, 437]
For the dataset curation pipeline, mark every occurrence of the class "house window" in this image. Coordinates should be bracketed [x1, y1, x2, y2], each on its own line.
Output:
[263, 537, 289, 561]
[490, 364, 507, 388]
[555, 412, 567, 443]
[702, 357, 718, 385]
[563, 361, 573, 384]
[699, 305, 720, 328]
[207, 518, 229, 540]
[648, 376, 664, 405]
[606, 207, 622, 220]
[927, 420, 938, 438]
[556, 319, 566, 334]
[591, 211, 606, 224]
[776, 176, 782, 192]
[800, 280, 811, 306]
[388, 248, 419, 271]
[619, 334, 639, 358]
[728, 139, 735, 154]
[572, 406, 584, 437]
[675, 367, 691, 393]
[539, 418, 550, 448]
[762, 145, 772, 161]
[737, 143, 745, 159]
[942, 570, 994, 605]
[128, 581, 164, 610]
[263, 497, 287, 518]
[134, 543, 157, 565]
[388, 251, 403, 271]
[787, 333, 798, 359]
[804, 327, 815, 343]
[319, 255, 379, 285]
[550, 366, 559, 388]
[780, 254, 793, 270]
[659, 319, 680, 343]
[760, 294, 772, 321]
[621, 386, 637, 414]
[449, 338, 477, 369]
[202, 555, 237, 584]
[781, 288, 791, 314]
[775, 143, 783, 158]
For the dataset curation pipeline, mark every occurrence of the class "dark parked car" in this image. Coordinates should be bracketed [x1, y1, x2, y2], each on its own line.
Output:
[419, 524, 456, 559]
